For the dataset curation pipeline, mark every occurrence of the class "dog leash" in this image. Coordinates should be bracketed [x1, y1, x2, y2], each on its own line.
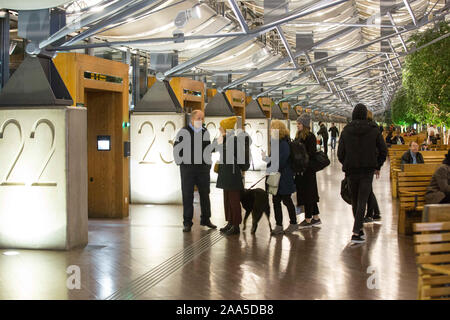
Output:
[247, 175, 268, 190]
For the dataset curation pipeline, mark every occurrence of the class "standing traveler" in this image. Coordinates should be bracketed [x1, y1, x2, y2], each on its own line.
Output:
[216, 116, 251, 236]
[263, 120, 297, 235]
[425, 150, 450, 204]
[317, 122, 329, 154]
[338, 104, 387, 243]
[328, 123, 339, 151]
[295, 114, 322, 229]
[173, 110, 217, 232]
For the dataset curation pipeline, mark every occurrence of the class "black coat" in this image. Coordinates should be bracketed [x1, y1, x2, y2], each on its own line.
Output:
[338, 120, 387, 174]
[318, 124, 329, 140]
[329, 126, 339, 138]
[295, 131, 319, 204]
[266, 137, 296, 195]
[216, 132, 251, 191]
[401, 150, 424, 164]
[391, 135, 405, 145]
[173, 125, 211, 170]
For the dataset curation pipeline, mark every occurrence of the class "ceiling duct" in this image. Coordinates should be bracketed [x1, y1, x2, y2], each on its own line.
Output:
[204, 92, 235, 117]
[134, 80, 183, 113]
[0, 55, 72, 106]
[246, 99, 266, 119]
[271, 103, 285, 120]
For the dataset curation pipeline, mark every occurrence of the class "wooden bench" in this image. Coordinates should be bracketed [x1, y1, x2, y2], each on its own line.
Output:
[397, 171, 434, 235]
[413, 220, 450, 300]
[390, 151, 446, 198]
[423, 204, 450, 222]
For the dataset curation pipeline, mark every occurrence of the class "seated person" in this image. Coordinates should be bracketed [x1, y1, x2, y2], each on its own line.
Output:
[385, 131, 393, 145]
[425, 150, 450, 204]
[390, 131, 405, 145]
[401, 142, 424, 164]
[428, 131, 438, 145]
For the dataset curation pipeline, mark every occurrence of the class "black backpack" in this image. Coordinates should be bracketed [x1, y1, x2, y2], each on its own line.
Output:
[288, 139, 309, 174]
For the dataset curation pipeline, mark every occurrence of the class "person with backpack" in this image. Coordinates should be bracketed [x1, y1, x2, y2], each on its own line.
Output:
[295, 114, 322, 229]
[262, 120, 298, 235]
[338, 104, 387, 243]
[216, 116, 251, 236]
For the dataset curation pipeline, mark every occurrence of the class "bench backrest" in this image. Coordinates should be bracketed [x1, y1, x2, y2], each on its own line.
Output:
[402, 163, 441, 173]
[398, 172, 433, 209]
[422, 204, 450, 222]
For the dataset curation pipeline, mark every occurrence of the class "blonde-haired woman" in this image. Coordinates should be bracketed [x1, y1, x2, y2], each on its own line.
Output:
[295, 114, 321, 229]
[263, 120, 297, 235]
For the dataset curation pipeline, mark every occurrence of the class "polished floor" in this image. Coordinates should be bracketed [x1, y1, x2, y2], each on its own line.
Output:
[0, 151, 417, 300]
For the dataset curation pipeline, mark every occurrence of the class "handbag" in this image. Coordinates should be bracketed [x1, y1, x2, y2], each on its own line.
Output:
[266, 172, 281, 196]
[340, 177, 352, 205]
[309, 151, 330, 172]
[214, 162, 219, 173]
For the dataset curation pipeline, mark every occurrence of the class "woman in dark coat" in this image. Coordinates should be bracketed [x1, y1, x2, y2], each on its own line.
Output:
[295, 114, 321, 229]
[216, 116, 251, 235]
[263, 120, 297, 235]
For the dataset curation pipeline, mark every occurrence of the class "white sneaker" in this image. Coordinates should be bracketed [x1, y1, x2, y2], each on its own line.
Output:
[284, 223, 299, 233]
[271, 225, 284, 235]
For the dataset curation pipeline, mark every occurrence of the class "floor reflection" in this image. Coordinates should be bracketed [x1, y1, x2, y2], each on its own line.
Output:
[0, 158, 417, 299]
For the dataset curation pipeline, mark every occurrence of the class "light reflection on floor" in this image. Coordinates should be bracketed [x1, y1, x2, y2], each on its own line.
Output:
[0, 154, 417, 299]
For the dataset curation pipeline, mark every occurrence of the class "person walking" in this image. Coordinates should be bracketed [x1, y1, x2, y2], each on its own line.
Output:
[317, 122, 329, 154]
[364, 110, 382, 223]
[263, 120, 297, 235]
[328, 123, 339, 151]
[216, 116, 251, 235]
[338, 103, 387, 243]
[295, 114, 322, 229]
[173, 110, 217, 233]
[425, 150, 450, 204]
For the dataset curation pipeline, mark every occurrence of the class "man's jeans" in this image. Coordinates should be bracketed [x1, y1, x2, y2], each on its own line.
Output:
[331, 137, 337, 149]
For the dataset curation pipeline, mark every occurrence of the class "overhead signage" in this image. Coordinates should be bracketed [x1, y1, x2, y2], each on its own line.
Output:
[84, 71, 123, 84]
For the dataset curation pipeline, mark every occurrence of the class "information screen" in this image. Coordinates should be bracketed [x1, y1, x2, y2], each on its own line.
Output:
[97, 135, 111, 151]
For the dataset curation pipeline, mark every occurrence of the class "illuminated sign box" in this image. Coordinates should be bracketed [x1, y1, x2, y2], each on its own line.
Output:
[245, 119, 269, 171]
[0, 107, 88, 250]
[130, 113, 185, 204]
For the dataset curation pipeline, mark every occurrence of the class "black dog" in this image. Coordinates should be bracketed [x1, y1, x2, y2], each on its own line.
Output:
[240, 188, 272, 234]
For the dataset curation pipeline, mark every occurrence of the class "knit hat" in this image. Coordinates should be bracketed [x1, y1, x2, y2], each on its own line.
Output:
[297, 113, 311, 128]
[220, 116, 237, 130]
[352, 103, 368, 120]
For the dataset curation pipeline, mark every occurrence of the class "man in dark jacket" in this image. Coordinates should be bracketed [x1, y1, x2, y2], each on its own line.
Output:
[401, 141, 425, 164]
[328, 123, 339, 151]
[391, 131, 405, 145]
[173, 110, 216, 232]
[317, 122, 329, 154]
[338, 103, 387, 243]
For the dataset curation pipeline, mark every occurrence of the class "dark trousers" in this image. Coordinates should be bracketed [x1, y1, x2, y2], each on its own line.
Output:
[331, 137, 337, 150]
[304, 202, 320, 219]
[440, 193, 450, 204]
[348, 173, 374, 234]
[180, 166, 211, 227]
[366, 191, 380, 218]
[223, 190, 242, 226]
[323, 139, 328, 154]
[273, 194, 297, 226]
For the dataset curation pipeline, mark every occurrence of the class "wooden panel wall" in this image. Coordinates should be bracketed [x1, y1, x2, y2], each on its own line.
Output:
[226, 89, 246, 125]
[53, 53, 129, 219]
[258, 97, 273, 119]
[280, 102, 290, 120]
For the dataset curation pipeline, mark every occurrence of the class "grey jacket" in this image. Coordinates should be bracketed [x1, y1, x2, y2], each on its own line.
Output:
[425, 164, 450, 204]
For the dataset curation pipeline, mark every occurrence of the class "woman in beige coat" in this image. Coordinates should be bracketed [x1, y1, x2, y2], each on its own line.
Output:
[425, 150, 450, 204]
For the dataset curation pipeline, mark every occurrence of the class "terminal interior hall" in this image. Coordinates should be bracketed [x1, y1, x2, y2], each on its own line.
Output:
[0, 0, 449, 300]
